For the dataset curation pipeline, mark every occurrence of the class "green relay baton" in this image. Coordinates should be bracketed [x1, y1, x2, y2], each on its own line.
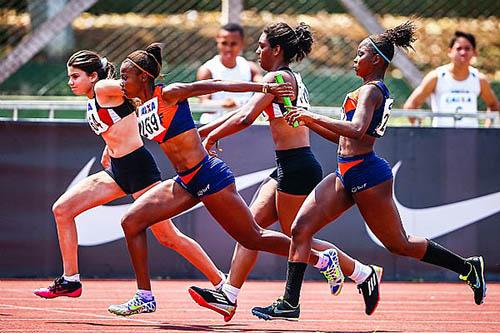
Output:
[275, 73, 299, 128]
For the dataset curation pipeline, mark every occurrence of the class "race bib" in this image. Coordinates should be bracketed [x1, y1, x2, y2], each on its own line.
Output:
[86, 99, 109, 135]
[374, 98, 393, 137]
[137, 97, 166, 140]
[295, 74, 310, 110]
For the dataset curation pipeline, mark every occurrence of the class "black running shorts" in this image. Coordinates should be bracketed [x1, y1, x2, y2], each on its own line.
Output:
[105, 146, 161, 194]
[269, 146, 323, 195]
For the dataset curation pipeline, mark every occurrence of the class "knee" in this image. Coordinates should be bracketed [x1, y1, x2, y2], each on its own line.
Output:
[52, 200, 74, 222]
[291, 219, 313, 244]
[121, 213, 140, 237]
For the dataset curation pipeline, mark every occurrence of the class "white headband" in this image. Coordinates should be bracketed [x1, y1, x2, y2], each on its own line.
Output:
[368, 38, 391, 63]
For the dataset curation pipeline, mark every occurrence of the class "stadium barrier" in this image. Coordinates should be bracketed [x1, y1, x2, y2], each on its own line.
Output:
[1, 121, 499, 280]
[0, 99, 498, 127]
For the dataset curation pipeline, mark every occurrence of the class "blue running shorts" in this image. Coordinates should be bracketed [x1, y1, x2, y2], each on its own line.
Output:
[335, 151, 393, 194]
[174, 155, 235, 198]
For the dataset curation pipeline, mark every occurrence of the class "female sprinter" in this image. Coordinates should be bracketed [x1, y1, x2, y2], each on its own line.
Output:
[108, 42, 342, 317]
[252, 21, 486, 322]
[188, 22, 377, 321]
[34, 51, 227, 316]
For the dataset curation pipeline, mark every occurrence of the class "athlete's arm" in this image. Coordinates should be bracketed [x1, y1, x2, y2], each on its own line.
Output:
[307, 121, 341, 143]
[161, 79, 292, 106]
[403, 70, 437, 125]
[94, 79, 125, 106]
[203, 73, 284, 151]
[94, 79, 124, 97]
[196, 66, 240, 108]
[283, 106, 340, 143]
[198, 109, 240, 138]
[478, 73, 500, 128]
[286, 85, 380, 139]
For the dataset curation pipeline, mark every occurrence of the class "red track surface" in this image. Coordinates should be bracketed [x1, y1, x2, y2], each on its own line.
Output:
[0, 280, 498, 332]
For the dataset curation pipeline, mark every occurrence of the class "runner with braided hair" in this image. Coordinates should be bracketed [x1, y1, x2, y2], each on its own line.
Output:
[252, 21, 486, 321]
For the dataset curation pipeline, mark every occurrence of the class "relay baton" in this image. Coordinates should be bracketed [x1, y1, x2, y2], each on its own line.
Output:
[275, 73, 299, 128]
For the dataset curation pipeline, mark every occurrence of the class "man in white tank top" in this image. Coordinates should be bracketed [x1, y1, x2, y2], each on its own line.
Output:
[404, 31, 499, 128]
[197, 23, 262, 124]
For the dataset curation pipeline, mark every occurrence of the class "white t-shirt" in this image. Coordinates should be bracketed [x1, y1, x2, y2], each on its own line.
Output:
[199, 55, 253, 124]
[430, 65, 481, 128]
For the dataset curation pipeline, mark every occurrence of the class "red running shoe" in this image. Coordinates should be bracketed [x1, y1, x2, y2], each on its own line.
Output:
[188, 286, 236, 322]
[34, 276, 82, 299]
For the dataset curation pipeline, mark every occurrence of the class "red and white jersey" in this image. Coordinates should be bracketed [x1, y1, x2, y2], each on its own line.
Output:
[86, 97, 135, 135]
[262, 69, 310, 121]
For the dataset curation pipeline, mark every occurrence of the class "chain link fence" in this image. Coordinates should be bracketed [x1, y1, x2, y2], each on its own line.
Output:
[1, 0, 499, 111]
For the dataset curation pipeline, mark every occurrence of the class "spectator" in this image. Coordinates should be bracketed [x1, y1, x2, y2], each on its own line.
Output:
[404, 31, 499, 127]
[197, 23, 262, 123]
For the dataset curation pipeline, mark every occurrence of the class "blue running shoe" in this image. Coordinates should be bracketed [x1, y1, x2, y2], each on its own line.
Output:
[108, 292, 156, 316]
[252, 297, 300, 321]
[460, 256, 487, 305]
[319, 249, 344, 296]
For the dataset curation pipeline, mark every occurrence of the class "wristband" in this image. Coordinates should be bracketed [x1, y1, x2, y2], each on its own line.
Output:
[262, 83, 269, 94]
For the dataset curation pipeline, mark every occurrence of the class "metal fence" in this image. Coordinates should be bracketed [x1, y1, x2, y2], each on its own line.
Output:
[1, 99, 498, 128]
[0, 0, 499, 109]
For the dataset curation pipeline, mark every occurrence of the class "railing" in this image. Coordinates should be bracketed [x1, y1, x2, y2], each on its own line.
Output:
[0, 99, 498, 127]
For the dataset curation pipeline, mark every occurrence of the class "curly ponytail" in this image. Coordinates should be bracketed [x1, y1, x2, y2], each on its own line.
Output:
[369, 20, 417, 63]
[264, 22, 314, 63]
[294, 22, 313, 62]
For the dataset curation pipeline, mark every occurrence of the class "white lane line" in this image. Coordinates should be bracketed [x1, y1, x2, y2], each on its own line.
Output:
[0, 303, 497, 326]
[0, 303, 160, 325]
[1, 307, 498, 315]
[1, 298, 499, 305]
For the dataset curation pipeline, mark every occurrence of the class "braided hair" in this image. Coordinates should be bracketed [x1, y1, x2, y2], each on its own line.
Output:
[368, 21, 417, 64]
[67, 50, 115, 80]
[124, 43, 163, 82]
[263, 22, 314, 63]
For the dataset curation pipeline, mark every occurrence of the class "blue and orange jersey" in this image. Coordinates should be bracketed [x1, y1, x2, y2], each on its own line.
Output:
[341, 80, 393, 138]
[86, 97, 135, 135]
[137, 84, 196, 143]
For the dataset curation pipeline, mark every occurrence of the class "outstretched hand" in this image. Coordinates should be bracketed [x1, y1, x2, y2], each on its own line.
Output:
[267, 82, 294, 98]
[284, 106, 315, 127]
